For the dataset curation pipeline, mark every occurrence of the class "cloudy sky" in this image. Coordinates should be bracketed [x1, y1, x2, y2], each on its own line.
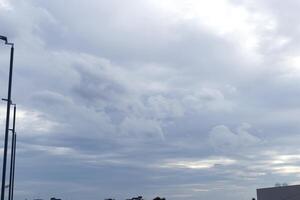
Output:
[1, 0, 300, 199]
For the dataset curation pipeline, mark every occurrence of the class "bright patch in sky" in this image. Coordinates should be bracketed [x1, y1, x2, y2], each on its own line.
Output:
[0, 0, 11, 9]
[151, 0, 276, 62]
[163, 157, 236, 169]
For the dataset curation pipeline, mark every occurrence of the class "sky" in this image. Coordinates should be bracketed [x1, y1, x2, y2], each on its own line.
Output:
[1, 0, 300, 199]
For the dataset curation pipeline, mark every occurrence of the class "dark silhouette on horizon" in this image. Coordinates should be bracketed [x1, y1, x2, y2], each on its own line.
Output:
[104, 196, 167, 200]
[126, 196, 143, 200]
[153, 197, 166, 200]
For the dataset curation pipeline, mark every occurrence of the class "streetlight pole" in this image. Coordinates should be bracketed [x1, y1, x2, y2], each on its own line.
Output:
[0, 35, 14, 200]
[8, 104, 16, 200]
[10, 133, 16, 200]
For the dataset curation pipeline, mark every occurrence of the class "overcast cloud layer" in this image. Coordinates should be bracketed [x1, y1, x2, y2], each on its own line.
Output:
[1, 0, 300, 199]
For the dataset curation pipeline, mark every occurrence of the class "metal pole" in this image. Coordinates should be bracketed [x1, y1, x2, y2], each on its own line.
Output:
[1, 45, 14, 200]
[8, 134, 14, 200]
[8, 105, 16, 200]
[10, 134, 16, 200]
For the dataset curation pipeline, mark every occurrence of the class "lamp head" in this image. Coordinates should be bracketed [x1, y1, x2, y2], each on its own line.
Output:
[0, 35, 7, 43]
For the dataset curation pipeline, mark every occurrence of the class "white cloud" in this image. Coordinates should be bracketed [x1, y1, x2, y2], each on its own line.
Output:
[183, 87, 234, 112]
[0, 0, 11, 10]
[209, 123, 260, 151]
[151, 0, 276, 63]
[17, 107, 61, 134]
[162, 157, 236, 170]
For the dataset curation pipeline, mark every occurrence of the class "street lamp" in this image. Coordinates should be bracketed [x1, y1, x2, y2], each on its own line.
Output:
[0, 35, 14, 200]
[0, 36, 7, 43]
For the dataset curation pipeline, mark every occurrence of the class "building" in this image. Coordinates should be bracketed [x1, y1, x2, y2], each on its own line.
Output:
[257, 184, 300, 200]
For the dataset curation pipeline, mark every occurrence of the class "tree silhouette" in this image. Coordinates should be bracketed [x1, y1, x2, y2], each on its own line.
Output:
[153, 197, 166, 200]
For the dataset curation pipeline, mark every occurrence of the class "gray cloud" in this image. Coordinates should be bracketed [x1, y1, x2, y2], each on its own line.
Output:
[1, 0, 300, 200]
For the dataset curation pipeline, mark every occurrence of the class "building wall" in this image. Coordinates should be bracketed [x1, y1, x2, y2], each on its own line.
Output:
[257, 185, 300, 200]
